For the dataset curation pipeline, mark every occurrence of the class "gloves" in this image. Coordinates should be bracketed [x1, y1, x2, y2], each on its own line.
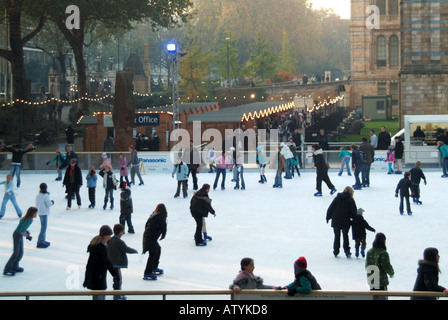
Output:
[287, 287, 296, 296]
[395, 194, 398, 198]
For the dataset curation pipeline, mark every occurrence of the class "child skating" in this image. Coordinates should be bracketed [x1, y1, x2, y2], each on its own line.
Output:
[395, 171, 413, 215]
[351, 208, 376, 258]
[410, 161, 426, 205]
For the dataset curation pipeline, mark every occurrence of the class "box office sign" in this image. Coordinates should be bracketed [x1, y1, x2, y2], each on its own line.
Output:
[135, 113, 160, 127]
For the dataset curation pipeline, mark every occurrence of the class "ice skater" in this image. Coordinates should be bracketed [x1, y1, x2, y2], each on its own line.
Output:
[385, 148, 395, 174]
[46, 149, 66, 181]
[337, 146, 351, 176]
[99, 166, 118, 210]
[172, 157, 189, 198]
[395, 171, 413, 215]
[233, 150, 245, 190]
[256, 146, 268, 184]
[190, 184, 215, 246]
[86, 165, 97, 209]
[63, 158, 83, 210]
[35, 183, 54, 248]
[311, 144, 336, 197]
[213, 151, 230, 190]
[118, 153, 130, 187]
[3, 207, 37, 276]
[128, 145, 144, 186]
[0, 174, 22, 219]
[351, 208, 375, 258]
[4, 144, 35, 188]
[107, 224, 138, 300]
[119, 182, 134, 233]
[142, 203, 167, 280]
[410, 161, 426, 205]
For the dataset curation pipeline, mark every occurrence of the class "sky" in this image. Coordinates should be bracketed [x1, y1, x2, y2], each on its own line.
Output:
[310, 0, 351, 19]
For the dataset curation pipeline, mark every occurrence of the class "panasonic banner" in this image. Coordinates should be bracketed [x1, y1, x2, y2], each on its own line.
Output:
[138, 152, 174, 173]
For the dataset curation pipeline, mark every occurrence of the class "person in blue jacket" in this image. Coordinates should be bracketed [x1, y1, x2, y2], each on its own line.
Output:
[0, 174, 22, 218]
[172, 157, 189, 198]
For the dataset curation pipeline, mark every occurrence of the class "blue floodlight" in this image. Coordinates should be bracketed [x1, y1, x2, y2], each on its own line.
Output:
[166, 43, 177, 53]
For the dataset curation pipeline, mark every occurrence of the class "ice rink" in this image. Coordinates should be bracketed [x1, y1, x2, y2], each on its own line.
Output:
[0, 168, 447, 298]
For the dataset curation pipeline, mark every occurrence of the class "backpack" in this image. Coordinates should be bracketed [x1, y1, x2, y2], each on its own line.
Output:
[357, 150, 368, 164]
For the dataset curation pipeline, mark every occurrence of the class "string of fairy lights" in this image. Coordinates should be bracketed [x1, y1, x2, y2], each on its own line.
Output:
[0, 90, 344, 113]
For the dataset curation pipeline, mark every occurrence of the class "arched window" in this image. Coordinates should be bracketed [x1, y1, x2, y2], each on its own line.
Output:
[377, 0, 386, 15]
[389, 0, 398, 15]
[389, 35, 399, 67]
[377, 35, 387, 67]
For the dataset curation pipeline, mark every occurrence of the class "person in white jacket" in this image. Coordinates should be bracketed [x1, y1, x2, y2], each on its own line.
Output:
[281, 142, 294, 179]
[35, 183, 54, 248]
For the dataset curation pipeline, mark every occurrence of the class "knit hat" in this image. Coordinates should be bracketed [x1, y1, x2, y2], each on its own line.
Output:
[294, 256, 307, 276]
[357, 208, 365, 216]
[102, 152, 107, 158]
[120, 181, 127, 189]
[99, 225, 113, 237]
[295, 256, 307, 269]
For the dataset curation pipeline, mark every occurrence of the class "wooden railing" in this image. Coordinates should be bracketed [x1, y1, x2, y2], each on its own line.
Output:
[0, 289, 446, 300]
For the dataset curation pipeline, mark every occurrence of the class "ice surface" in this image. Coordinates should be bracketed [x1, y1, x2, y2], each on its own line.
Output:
[0, 168, 447, 298]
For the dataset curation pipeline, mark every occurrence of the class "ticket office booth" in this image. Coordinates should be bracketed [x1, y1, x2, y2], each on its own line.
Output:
[403, 115, 448, 165]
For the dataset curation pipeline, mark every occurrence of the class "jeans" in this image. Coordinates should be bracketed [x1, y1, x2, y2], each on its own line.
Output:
[443, 157, 448, 176]
[399, 195, 411, 213]
[274, 170, 282, 187]
[104, 188, 114, 206]
[354, 164, 366, 187]
[234, 166, 245, 189]
[340, 156, 351, 173]
[213, 168, 226, 189]
[4, 231, 23, 272]
[284, 158, 291, 178]
[130, 165, 144, 184]
[37, 215, 48, 245]
[10, 164, 21, 187]
[0, 192, 22, 217]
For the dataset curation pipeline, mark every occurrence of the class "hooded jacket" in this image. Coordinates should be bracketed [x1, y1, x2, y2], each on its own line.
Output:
[411, 260, 446, 300]
[312, 149, 328, 173]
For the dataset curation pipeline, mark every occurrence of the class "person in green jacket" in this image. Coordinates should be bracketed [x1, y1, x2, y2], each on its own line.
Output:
[365, 232, 394, 299]
[3, 207, 38, 276]
[282, 256, 321, 296]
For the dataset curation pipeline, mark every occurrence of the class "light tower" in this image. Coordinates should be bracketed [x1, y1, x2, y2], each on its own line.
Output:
[167, 43, 180, 142]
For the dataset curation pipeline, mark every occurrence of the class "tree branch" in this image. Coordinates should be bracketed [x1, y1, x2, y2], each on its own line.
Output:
[22, 15, 47, 44]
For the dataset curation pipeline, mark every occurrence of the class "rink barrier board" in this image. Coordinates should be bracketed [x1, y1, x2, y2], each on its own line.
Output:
[0, 289, 446, 300]
[0, 148, 442, 173]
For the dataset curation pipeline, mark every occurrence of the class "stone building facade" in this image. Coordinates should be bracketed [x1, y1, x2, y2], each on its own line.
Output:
[349, 0, 401, 114]
[399, 0, 448, 127]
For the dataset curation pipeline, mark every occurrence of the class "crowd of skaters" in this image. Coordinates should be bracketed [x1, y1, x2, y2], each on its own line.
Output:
[1, 124, 448, 299]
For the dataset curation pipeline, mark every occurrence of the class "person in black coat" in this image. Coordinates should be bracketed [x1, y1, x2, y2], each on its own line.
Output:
[142, 203, 167, 280]
[119, 182, 134, 233]
[395, 171, 412, 215]
[190, 184, 216, 246]
[63, 158, 82, 209]
[326, 186, 357, 258]
[412, 247, 448, 300]
[393, 136, 404, 174]
[83, 225, 119, 300]
[377, 126, 391, 150]
[351, 208, 375, 258]
[312, 144, 336, 197]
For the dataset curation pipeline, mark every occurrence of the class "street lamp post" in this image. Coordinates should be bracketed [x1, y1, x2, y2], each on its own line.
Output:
[167, 43, 180, 144]
[226, 37, 230, 87]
